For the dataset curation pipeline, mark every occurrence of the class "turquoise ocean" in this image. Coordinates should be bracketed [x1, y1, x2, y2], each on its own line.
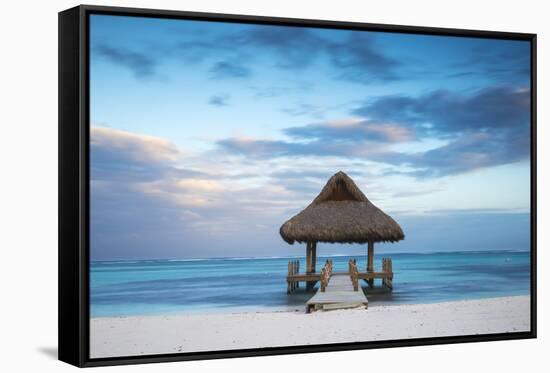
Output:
[90, 250, 530, 317]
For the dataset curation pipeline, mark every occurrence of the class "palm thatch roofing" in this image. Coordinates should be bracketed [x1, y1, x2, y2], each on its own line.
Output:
[280, 171, 404, 245]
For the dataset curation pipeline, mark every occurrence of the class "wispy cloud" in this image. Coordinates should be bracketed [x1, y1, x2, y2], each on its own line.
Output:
[209, 61, 252, 79]
[284, 119, 415, 143]
[89, 125, 530, 260]
[448, 42, 530, 82]
[94, 25, 402, 85]
[383, 128, 529, 178]
[90, 126, 185, 182]
[240, 27, 326, 69]
[354, 86, 530, 136]
[328, 33, 401, 83]
[356, 86, 530, 177]
[90, 126, 318, 259]
[91, 127, 180, 163]
[240, 26, 401, 82]
[208, 94, 230, 107]
[217, 86, 530, 178]
[95, 45, 157, 78]
[281, 103, 326, 119]
[249, 81, 313, 99]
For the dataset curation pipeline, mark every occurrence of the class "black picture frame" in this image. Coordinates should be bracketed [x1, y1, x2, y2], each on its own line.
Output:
[58, 4, 537, 368]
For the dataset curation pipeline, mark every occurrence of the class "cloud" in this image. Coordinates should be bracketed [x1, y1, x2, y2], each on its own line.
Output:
[95, 45, 157, 78]
[90, 126, 212, 183]
[217, 118, 415, 159]
[387, 128, 529, 178]
[174, 25, 401, 83]
[90, 126, 186, 182]
[281, 103, 325, 119]
[217, 137, 304, 159]
[90, 126, 216, 259]
[446, 71, 478, 79]
[89, 125, 530, 260]
[217, 135, 391, 160]
[354, 86, 530, 136]
[352, 86, 531, 177]
[94, 24, 403, 85]
[90, 125, 320, 260]
[249, 81, 313, 99]
[241, 26, 401, 82]
[91, 127, 180, 164]
[269, 169, 335, 180]
[219, 121, 528, 178]
[328, 33, 401, 83]
[94, 20, 529, 91]
[284, 119, 415, 143]
[217, 86, 530, 178]
[241, 27, 326, 69]
[175, 40, 235, 63]
[449, 41, 530, 83]
[391, 187, 444, 198]
[209, 61, 251, 79]
[208, 94, 230, 107]
[175, 178, 225, 192]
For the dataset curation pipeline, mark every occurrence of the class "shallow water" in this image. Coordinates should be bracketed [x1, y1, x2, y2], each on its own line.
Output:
[90, 250, 530, 317]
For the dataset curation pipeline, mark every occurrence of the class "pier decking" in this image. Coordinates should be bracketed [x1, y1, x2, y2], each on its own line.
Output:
[306, 273, 368, 313]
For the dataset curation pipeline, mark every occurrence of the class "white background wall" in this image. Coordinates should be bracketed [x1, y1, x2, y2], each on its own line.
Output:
[0, 0, 546, 371]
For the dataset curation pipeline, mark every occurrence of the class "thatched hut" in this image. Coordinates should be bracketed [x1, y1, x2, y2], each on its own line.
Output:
[280, 171, 404, 289]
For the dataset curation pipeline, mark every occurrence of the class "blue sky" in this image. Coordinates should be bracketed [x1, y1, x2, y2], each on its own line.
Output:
[89, 15, 531, 261]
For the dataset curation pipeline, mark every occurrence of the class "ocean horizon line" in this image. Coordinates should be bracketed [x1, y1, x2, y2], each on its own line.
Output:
[90, 248, 530, 264]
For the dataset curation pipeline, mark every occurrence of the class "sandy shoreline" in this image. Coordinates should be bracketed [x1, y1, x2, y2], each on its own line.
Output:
[90, 295, 530, 358]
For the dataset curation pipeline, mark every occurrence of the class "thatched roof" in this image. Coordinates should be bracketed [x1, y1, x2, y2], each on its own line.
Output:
[280, 171, 404, 245]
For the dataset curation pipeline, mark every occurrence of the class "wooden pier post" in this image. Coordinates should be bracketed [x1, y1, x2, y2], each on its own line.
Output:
[291, 261, 295, 292]
[306, 242, 312, 272]
[295, 260, 299, 290]
[293, 261, 297, 292]
[287, 262, 291, 294]
[306, 241, 317, 291]
[319, 259, 333, 293]
[388, 258, 393, 289]
[383, 258, 388, 287]
[367, 241, 374, 288]
[311, 242, 317, 274]
[349, 260, 359, 291]
[287, 260, 302, 294]
[296, 260, 300, 288]
[381, 257, 394, 290]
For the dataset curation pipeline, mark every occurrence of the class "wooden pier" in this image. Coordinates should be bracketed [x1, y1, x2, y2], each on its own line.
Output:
[306, 274, 368, 312]
[287, 258, 394, 294]
[306, 260, 369, 313]
[287, 258, 394, 312]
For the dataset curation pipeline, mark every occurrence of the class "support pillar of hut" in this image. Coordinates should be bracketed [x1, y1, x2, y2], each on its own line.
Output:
[306, 242, 311, 272]
[306, 241, 317, 291]
[311, 242, 317, 273]
[367, 241, 374, 288]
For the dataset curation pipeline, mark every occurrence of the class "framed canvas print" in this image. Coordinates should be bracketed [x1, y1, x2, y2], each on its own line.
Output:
[58, 5, 537, 367]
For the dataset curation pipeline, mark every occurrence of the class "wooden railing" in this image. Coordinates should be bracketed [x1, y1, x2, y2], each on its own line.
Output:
[287, 260, 299, 294]
[382, 258, 393, 289]
[349, 259, 359, 291]
[320, 259, 333, 292]
[288, 257, 393, 294]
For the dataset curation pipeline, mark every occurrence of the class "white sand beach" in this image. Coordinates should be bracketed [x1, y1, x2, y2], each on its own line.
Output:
[90, 295, 530, 358]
